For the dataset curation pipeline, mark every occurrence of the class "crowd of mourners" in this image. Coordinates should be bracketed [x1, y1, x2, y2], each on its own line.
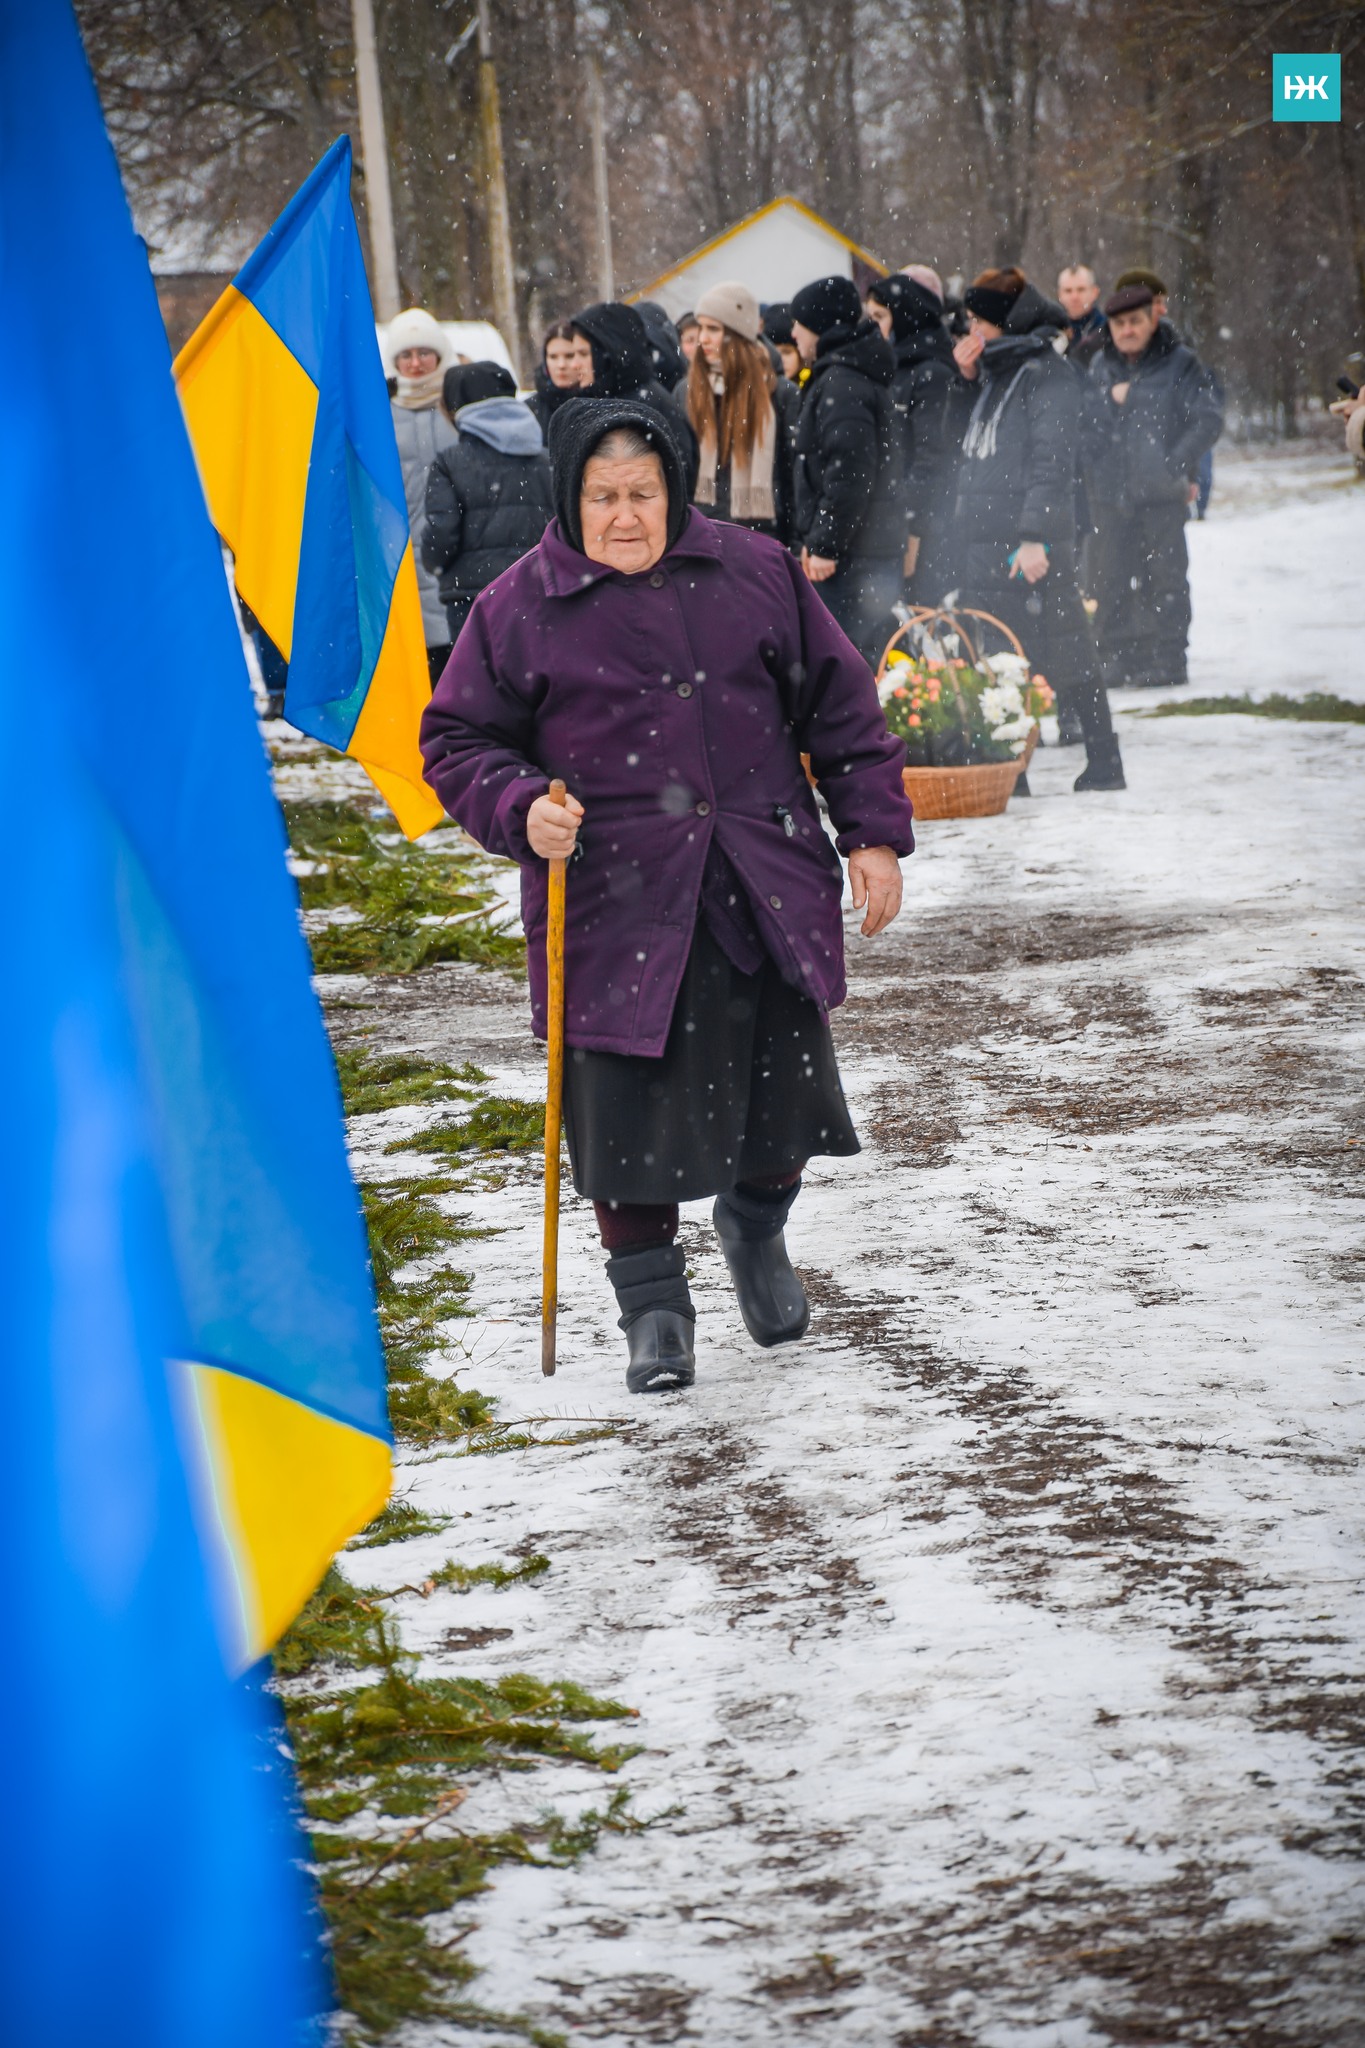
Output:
[384, 256, 1225, 797]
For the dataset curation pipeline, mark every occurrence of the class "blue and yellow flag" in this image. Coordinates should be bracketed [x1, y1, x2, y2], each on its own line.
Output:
[2, 4, 385, 2035]
[175, 137, 444, 838]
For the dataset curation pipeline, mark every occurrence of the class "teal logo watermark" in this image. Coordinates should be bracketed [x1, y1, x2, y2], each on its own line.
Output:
[1273, 53, 1341, 120]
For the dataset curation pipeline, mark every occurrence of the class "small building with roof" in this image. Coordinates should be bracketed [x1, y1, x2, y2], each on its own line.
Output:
[628, 197, 887, 321]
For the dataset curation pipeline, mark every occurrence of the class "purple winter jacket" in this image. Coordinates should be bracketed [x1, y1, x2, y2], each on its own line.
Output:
[419, 509, 914, 1057]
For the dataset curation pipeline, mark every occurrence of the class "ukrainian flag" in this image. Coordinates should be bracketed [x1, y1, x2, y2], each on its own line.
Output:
[4, 4, 381, 2034]
[175, 137, 444, 838]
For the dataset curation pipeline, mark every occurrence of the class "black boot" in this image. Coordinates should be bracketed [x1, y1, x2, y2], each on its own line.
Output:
[264, 690, 286, 722]
[605, 1244, 696, 1394]
[1056, 704, 1086, 746]
[1074, 736, 1126, 792]
[712, 1181, 810, 1348]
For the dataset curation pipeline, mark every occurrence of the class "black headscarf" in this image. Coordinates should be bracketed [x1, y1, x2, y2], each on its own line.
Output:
[867, 273, 943, 342]
[568, 302, 656, 398]
[634, 300, 687, 387]
[547, 397, 689, 557]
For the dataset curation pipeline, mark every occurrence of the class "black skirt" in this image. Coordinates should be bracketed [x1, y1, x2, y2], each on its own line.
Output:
[563, 921, 859, 1205]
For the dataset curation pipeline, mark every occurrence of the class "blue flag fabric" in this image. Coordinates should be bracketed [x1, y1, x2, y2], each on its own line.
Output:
[0, 2, 391, 2035]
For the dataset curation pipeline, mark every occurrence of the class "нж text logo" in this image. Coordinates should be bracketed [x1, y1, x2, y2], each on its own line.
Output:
[1273, 53, 1342, 121]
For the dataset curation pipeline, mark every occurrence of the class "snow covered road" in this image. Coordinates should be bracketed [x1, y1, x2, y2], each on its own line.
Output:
[342, 441, 1365, 2046]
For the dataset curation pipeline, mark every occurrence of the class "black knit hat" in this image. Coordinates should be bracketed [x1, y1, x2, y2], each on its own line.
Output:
[790, 275, 863, 336]
[442, 360, 515, 414]
[867, 272, 944, 341]
[762, 301, 795, 346]
[546, 398, 689, 557]
[963, 283, 1021, 328]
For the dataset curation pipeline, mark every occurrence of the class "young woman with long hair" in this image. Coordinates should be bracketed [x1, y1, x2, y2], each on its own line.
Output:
[525, 318, 592, 438]
[686, 282, 799, 543]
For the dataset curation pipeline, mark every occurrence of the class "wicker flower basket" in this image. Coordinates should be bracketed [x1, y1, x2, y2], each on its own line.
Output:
[902, 725, 1038, 819]
[879, 606, 1039, 821]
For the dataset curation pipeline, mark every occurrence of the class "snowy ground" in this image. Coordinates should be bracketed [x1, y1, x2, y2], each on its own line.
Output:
[328, 440, 1365, 2046]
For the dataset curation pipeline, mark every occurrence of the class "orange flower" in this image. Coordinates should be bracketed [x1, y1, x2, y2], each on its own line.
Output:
[907, 713, 921, 726]
[893, 684, 908, 699]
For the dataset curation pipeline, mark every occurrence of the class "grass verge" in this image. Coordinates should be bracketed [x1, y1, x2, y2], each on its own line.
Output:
[273, 1565, 643, 2043]
[286, 798, 525, 976]
[1138, 691, 1365, 723]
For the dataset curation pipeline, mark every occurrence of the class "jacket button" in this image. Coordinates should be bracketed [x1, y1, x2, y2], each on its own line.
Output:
[695, 801, 711, 817]
[649, 571, 665, 588]
[769, 894, 782, 909]
[676, 682, 693, 698]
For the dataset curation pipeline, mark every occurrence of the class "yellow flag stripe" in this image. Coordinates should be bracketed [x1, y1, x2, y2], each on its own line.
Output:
[182, 1360, 391, 1666]
[346, 544, 447, 837]
[174, 287, 316, 660]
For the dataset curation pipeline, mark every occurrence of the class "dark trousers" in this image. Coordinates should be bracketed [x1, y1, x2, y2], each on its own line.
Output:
[426, 642, 452, 687]
[1091, 503, 1191, 687]
[957, 565, 1115, 752]
[817, 555, 904, 672]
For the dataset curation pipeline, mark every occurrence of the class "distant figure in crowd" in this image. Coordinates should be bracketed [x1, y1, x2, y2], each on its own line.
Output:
[864, 268, 962, 604]
[385, 307, 459, 683]
[763, 302, 804, 384]
[570, 299, 699, 486]
[951, 266, 1125, 791]
[1083, 283, 1223, 690]
[790, 274, 904, 667]
[422, 362, 554, 646]
[636, 300, 688, 389]
[526, 319, 591, 438]
[677, 311, 700, 374]
[1057, 264, 1106, 365]
[419, 397, 913, 1393]
[686, 281, 800, 543]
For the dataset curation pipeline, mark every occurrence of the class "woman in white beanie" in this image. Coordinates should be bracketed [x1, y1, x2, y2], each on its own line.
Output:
[384, 308, 459, 683]
[685, 280, 800, 544]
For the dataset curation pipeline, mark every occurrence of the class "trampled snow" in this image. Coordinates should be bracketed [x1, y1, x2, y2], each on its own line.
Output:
[335, 436, 1365, 2045]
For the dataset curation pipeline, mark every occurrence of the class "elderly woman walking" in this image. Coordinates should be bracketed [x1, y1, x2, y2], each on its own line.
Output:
[420, 399, 914, 1393]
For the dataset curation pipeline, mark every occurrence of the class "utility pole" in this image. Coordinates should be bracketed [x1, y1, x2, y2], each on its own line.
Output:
[586, 53, 613, 302]
[476, 0, 521, 381]
[351, 0, 401, 320]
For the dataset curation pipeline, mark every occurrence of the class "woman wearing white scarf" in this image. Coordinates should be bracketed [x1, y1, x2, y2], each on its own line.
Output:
[385, 309, 459, 680]
[685, 281, 799, 545]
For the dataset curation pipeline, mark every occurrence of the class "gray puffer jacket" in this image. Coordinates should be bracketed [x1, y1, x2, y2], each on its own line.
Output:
[391, 399, 458, 646]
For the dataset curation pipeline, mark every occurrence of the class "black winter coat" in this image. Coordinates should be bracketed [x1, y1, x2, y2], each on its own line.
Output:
[1084, 323, 1224, 509]
[421, 434, 555, 604]
[888, 325, 961, 535]
[951, 330, 1084, 591]
[525, 364, 577, 441]
[793, 320, 903, 562]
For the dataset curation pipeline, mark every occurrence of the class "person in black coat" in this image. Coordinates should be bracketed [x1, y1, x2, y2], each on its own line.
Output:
[865, 271, 964, 607]
[1083, 284, 1224, 689]
[569, 300, 699, 489]
[790, 274, 905, 668]
[950, 267, 1124, 792]
[525, 320, 592, 440]
[422, 363, 555, 644]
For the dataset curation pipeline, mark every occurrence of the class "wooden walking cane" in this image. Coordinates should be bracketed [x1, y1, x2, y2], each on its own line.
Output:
[541, 779, 569, 1376]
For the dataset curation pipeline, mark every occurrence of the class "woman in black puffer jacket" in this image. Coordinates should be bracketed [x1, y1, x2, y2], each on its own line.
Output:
[422, 363, 555, 644]
[950, 267, 1124, 792]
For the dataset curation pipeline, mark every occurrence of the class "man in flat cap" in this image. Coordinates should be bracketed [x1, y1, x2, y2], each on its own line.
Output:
[1083, 283, 1223, 689]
